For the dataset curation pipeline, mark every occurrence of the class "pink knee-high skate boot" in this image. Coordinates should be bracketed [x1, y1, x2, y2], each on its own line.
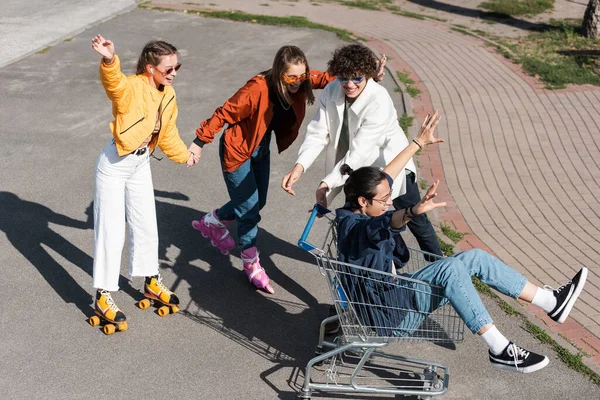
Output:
[241, 246, 274, 294]
[192, 209, 235, 255]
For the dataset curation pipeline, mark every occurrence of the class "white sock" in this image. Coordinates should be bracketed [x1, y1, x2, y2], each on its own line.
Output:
[531, 287, 557, 313]
[480, 325, 510, 355]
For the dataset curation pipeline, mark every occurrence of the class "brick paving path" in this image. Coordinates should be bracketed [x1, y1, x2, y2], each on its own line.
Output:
[153, 0, 600, 371]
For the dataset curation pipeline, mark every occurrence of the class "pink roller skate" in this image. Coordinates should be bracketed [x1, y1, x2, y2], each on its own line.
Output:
[241, 247, 274, 294]
[192, 209, 235, 255]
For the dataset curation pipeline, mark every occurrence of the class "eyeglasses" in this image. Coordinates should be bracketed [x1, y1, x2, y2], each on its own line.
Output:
[155, 63, 182, 76]
[370, 193, 392, 205]
[282, 73, 308, 84]
[338, 76, 365, 85]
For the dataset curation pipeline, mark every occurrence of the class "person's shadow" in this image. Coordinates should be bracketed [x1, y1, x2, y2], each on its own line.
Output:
[151, 190, 331, 363]
[0, 191, 143, 318]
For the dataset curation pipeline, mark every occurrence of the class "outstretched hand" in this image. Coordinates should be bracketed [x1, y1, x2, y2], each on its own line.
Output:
[412, 179, 446, 215]
[414, 110, 443, 147]
[91, 35, 115, 60]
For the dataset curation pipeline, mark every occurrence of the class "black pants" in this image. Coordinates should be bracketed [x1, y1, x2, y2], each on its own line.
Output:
[393, 171, 443, 257]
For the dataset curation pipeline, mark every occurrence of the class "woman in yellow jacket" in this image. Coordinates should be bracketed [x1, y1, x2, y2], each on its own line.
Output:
[91, 35, 195, 330]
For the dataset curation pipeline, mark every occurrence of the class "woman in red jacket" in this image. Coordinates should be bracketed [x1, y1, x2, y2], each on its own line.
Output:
[187, 46, 335, 294]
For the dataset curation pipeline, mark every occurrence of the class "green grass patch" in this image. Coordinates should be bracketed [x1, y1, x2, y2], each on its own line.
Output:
[36, 46, 51, 54]
[63, 37, 73, 42]
[440, 221, 465, 243]
[139, 5, 358, 42]
[496, 19, 600, 89]
[524, 321, 600, 385]
[398, 113, 414, 134]
[479, 0, 554, 16]
[438, 238, 455, 256]
[340, 0, 381, 10]
[406, 86, 421, 97]
[395, 71, 421, 98]
[418, 178, 429, 190]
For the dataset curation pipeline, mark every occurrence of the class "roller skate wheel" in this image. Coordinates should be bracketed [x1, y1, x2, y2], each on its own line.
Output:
[117, 322, 128, 332]
[138, 299, 151, 310]
[89, 316, 101, 327]
[103, 324, 116, 335]
[221, 249, 230, 255]
[158, 306, 169, 317]
[170, 305, 180, 314]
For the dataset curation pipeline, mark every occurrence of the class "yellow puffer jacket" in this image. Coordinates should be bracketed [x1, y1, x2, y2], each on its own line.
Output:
[100, 55, 188, 163]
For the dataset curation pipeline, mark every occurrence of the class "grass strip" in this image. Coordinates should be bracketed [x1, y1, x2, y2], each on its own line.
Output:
[139, 4, 358, 41]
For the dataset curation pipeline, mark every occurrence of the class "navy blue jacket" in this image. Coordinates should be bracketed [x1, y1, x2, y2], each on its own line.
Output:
[335, 207, 416, 336]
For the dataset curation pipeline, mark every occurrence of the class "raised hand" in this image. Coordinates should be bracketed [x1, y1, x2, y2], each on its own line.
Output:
[376, 54, 387, 81]
[413, 179, 446, 215]
[414, 111, 443, 147]
[91, 35, 115, 60]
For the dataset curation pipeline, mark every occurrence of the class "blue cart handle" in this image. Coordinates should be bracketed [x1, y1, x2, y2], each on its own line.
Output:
[298, 204, 331, 252]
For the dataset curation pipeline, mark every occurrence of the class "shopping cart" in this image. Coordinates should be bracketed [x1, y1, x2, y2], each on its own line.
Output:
[297, 204, 465, 399]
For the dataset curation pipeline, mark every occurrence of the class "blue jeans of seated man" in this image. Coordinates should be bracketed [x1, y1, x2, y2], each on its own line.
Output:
[394, 248, 527, 336]
[217, 132, 271, 251]
[393, 171, 443, 258]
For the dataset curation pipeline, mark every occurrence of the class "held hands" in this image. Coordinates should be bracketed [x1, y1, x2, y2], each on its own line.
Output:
[91, 35, 115, 61]
[281, 163, 304, 196]
[412, 179, 446, 216]
[186, 143, 202, 168]
[376, 54, 387, 81]
[413, 110, 443, 148]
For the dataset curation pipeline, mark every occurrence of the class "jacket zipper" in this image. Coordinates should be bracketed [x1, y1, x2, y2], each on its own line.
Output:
[149, 95, 175, 160]
[119, 116, 145, 135]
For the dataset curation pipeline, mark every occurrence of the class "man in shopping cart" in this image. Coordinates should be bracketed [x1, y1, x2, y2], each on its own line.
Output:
[282, 43, 443, 258]
[334, 111, 588, 374]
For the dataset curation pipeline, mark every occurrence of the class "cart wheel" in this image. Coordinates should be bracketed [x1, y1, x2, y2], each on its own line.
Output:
[89, 316, 100, 327]
[297, 390, 311, 399]
[117, 322, 128, 332]
[103, 324, 116, 335]
[158, 306, 169, 317]
[170, 305, 180, 314]
[138, 299, 151, 310]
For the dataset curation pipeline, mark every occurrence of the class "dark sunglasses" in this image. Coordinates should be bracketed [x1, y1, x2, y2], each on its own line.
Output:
[155, 63, 182, 76]
[338, 76, 365, 85]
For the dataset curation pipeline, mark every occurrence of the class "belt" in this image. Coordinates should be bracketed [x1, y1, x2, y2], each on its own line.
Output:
[132, 146, 148, 156]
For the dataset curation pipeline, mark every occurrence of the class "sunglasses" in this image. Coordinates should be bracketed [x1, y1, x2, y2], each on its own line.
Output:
[338, 76, 365, 85]
[155, 63, 182, 76]
[282, 73, 309, 85]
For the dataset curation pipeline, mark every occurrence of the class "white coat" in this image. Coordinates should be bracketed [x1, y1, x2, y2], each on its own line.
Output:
[296, 79, 416, 204]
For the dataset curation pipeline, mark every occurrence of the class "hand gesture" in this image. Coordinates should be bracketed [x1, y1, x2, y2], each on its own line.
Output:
[414, 111, 443, 147]
[186, 143, 202, 167]
[281, 163, 304, 196]
[412, 180, 446, 215]
[376, 54, 387, 81]
[91, 35, 115, 60]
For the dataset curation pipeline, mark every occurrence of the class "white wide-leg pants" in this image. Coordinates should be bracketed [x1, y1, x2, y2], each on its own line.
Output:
[92, 140, 159, 291]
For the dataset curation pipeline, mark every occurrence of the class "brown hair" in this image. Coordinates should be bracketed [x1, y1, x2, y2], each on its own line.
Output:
[260, 45, 314, 105]
[327, 43, 377, 80]
[135, 40, 178, 75]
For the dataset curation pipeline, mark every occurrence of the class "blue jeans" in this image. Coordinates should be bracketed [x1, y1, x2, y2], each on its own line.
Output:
[396, 249, 527, 335]
[393, 171, 443, 257]
[217, 132, 271, 251]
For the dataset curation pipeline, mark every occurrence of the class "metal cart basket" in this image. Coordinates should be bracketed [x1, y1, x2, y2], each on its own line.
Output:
[297, 205, 465, 399]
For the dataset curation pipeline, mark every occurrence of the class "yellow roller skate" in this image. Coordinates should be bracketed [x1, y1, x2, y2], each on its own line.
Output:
[88, 290, 128, 335]
[137, 274, 180, 317]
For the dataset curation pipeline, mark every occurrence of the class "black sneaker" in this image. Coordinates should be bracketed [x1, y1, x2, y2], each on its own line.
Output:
[547, 267, 588, 324]
[489, 342, 549, 373]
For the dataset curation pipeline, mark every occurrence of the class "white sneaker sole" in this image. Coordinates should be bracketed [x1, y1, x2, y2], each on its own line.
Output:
[491, 355, 549, 374]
